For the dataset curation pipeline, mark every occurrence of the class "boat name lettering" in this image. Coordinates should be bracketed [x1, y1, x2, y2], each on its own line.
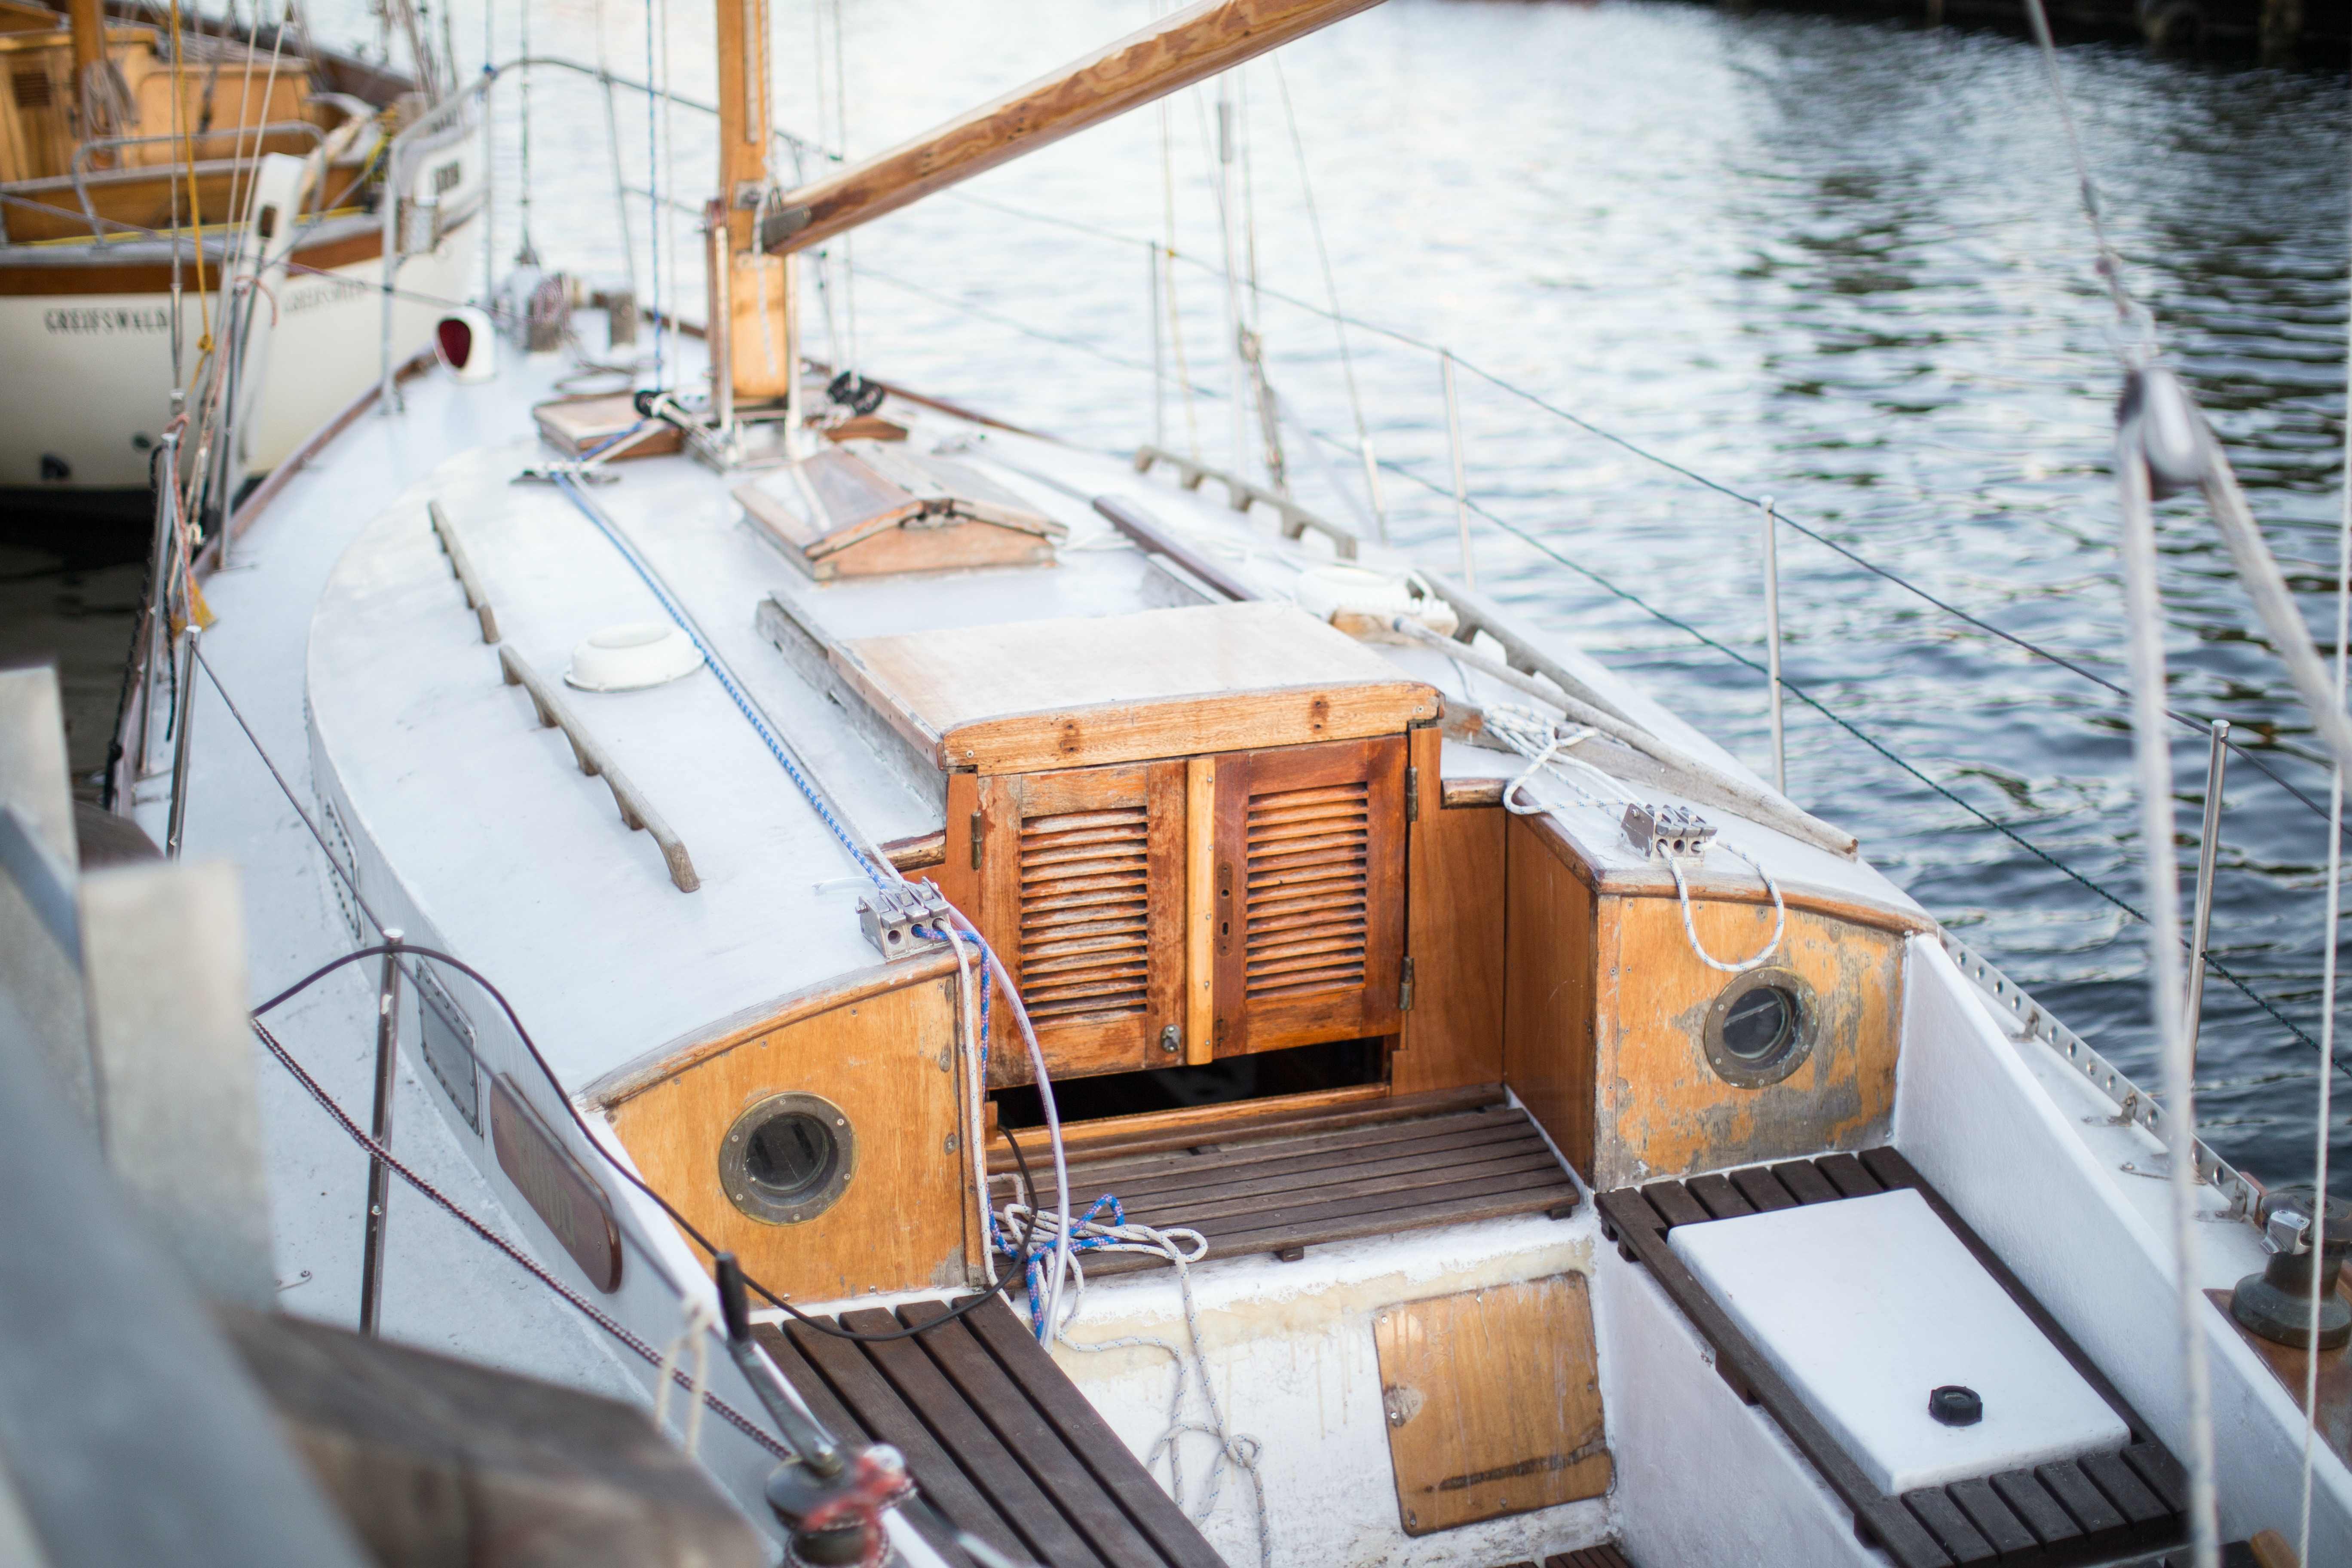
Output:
[285, 276, 371, 313]
[44, 306, 171, 335]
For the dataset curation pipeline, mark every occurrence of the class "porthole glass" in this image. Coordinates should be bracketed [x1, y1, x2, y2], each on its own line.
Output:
[721, 1093, 856, 1225]
[1721, 986, 1795, 1063]
[745, 1112, 839, 1201]
[1703, 968, 1818, 1088]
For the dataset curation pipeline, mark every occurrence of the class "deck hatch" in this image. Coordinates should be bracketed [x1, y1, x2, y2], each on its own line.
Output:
[734, 441, 1067, 581]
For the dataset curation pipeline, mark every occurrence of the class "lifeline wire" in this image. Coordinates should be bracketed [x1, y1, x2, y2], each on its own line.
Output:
[249, 1013, 794, 1461]
[929, 182, 2346, 839]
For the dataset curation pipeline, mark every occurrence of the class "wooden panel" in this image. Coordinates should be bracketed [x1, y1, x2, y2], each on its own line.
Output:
[1185, 755, 1216, 1065]
[1396, 724, 1504, 1095]
[1371, 1274, 1611, 1535]
[840, 602, 1438, 773]
[1504, 812, 1598, 1176]
[1590, 892, 1903, 1189]
[973, 760, 1185, 1083]
[773, 0, 1383, 253]
[534, 394, 686, 460]
[991, 1083, 1494, 1172]
[1210, 735, 1405, 1056]
[605, 971, 968, 1301]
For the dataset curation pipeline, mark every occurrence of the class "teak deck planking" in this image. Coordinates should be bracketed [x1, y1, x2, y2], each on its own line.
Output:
[754, 1295, 1226, 1568]
[1598, 1147, 2188, 1568]
[991, 1098, 1578, 1275]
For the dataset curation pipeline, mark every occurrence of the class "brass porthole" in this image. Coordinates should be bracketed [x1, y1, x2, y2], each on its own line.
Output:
[720, 1092, 857, 1225]
[1702, 967, 1819, 1088]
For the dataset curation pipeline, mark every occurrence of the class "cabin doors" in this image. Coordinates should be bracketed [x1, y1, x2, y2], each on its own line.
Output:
[944, 734, 1408, 1084]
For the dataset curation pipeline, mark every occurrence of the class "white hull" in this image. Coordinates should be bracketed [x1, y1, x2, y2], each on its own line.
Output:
[0, 216, 476, 495]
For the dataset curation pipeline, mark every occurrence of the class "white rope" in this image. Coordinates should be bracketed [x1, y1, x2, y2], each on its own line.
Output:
[1484, 701, 1786, 972]
[1001, 1202, 1271, 1568]
[937, 917, 997, 1288]
[652, 1294, 719, 1457]
[2299, 199, 2352, 1568]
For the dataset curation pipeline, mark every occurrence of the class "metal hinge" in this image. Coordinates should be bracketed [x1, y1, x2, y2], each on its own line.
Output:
[1405, 766, 1419, 822]
[969, 810, 983, 870]
[1400, 956, 1416, 1012]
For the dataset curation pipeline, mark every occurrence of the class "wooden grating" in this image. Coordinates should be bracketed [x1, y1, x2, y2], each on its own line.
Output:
[1242, 780, 1370, 1001]
[991, 1095, 1579, 1277]
[1018, 804, 1153, 1022]
[1597, 1148, 2187, 1568]
[754, 1294, 1225, 1568]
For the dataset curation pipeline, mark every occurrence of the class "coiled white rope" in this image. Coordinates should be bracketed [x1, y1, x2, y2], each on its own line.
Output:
[998, 1201, 1271, 1568]
[1484, 701, 1785, 973]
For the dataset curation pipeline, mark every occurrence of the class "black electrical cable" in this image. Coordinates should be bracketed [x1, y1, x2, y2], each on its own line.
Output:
[253, 941, 1057, 1343]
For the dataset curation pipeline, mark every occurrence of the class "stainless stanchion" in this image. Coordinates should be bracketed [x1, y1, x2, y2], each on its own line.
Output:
[165, 627, 199, 857]
[1761, 496, 1786, 796]
[358, 928, 404, 1334]
[2185, 719, 2229, 1067]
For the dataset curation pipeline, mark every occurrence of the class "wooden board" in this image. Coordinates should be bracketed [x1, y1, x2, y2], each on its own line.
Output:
[604, 968, 971, 1301]
[1396, 724, 1504, 1095]
[989, 1083, 1494, 1172]
[1209, 733, 1407, 1056]
[533, 394, 686, 460]
[1371, 1275, 1611, 1535]
[1504, 812, 1599, 1176]
[1592, 892, 1902, 1191]
[839, 602, 1439, 774]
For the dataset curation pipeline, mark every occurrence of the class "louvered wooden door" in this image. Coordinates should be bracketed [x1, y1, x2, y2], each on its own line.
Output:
[968, 761, 1187, 1084]
[1209, 735, 1408, 1055]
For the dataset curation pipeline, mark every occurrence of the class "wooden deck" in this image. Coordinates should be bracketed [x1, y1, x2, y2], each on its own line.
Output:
[989, 1094, 1582, 1276]
[1599, 1148, 2187, 1568]
[755, 1294, 1225, 1568]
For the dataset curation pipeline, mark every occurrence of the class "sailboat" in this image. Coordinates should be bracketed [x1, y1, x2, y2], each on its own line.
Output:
[0, 0, 478, 516]
[67, 0, 2352, 1563]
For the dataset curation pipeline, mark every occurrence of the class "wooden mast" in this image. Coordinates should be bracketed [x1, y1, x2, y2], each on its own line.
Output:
[766, 0, 1382, 256]
[712, 0, 793, 401]
[67, 0, 107, 117]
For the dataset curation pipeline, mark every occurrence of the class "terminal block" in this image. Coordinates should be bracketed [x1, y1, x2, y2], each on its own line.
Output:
[856, 880, 954, 960]
[1623, 803, 1715, 868]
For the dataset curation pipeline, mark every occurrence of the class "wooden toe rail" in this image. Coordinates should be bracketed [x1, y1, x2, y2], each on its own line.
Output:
[1598, 1148, 2186, 1568]
[428, 501, 500, 644]
[754, 1294, 1224, 1568]
[991, 1096, 1579, 1276]
[498, 646, 700, 894]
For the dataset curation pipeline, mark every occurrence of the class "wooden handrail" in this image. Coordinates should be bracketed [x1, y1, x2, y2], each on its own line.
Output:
[1131, 445, 1360, 560]
[768, 0, 1382, 254]
[427, 501, 500, 644]
[497, 646, 700, 893]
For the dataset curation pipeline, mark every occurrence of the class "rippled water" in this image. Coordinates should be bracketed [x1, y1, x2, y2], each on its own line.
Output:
[15, 0, 2350, 1189]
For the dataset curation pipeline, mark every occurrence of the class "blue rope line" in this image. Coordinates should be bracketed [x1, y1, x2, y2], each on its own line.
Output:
[549, 472, 884, 884]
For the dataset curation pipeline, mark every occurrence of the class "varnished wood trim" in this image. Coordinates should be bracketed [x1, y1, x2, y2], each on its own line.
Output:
[585, 950, 965, 1110]
[988, 1083, 1505, 1174]
[943, 681, 1439, 776]
[1442, 776, 1506, 808]
[0, 223, 383, 295]
[1514, 808, 1931, 937]
[1185, 754, 1216, 1066]
[881, 829, 946, 872]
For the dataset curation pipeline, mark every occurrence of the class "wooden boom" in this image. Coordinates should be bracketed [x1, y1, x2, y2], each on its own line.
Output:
[768, 0, 1381, 254]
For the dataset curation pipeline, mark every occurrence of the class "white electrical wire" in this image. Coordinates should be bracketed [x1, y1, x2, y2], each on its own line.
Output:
[1484, 702, 1786, 972]
[937, 917, 997, 1289]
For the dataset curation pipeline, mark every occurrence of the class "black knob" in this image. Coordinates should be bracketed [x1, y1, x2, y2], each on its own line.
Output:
[1929, 1386, 1983, 1427]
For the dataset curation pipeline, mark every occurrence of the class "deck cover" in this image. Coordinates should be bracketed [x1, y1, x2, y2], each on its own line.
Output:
[839, 600, 1441, 772]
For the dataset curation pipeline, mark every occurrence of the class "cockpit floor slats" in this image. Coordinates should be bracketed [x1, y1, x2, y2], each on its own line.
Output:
[990, 1101, 1580, 1276]
[755, 1295, 1226, 1568]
